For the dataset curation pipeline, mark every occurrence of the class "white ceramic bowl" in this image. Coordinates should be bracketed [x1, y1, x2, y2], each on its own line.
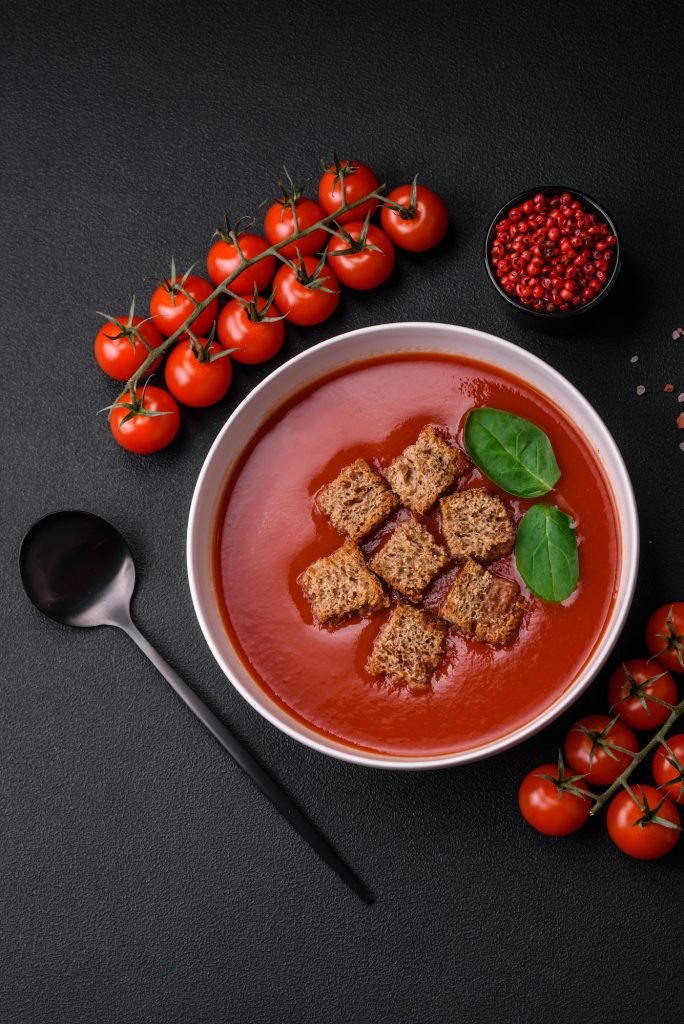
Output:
[187, 322, 639, 769]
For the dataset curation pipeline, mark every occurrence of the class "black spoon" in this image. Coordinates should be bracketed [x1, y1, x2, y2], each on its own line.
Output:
[19, 510, 373, 904]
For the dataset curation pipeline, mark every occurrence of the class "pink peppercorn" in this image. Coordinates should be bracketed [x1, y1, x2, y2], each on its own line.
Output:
[492, 191, 617, 312]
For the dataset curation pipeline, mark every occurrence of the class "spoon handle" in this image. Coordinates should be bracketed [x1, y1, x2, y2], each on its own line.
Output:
[119, 616, 373, 904]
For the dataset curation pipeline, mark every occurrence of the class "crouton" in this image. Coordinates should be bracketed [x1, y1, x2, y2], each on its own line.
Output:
[383, 425, 469, 514]
[298, 541, 389, 626]
[440, 559, 524, 646]
[370, 519, 450, 603]
[316, 459, 398, 541]
[368, 603, 448, 688]
[440, 486, 515, 563]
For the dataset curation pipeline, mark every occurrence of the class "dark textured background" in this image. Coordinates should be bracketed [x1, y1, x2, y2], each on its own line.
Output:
[2, 2, 684, 1022]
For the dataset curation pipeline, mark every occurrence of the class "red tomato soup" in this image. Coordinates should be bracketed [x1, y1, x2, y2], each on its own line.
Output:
[215, 355, 620, 757]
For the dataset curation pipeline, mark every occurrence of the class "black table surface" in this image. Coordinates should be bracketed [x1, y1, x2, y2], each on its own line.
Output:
[2, 2, 684, 1022]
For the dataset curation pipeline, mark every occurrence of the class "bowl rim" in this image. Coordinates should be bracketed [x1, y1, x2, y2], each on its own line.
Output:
[187, 321, 639, 770]
[483, 185, 622, 319]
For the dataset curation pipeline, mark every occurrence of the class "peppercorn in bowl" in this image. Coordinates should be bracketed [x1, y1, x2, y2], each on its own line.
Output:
[484, 186, 621, 319]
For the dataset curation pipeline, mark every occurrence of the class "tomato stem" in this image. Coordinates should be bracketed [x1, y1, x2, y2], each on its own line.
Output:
[378, 176, 419, 220]
[114, 184, 386, 403]
[589, 698, 684, 816]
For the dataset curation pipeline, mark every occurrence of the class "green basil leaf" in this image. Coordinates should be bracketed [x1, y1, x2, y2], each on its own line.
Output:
[464, 408, 561, 497]
[515, 504, 579, 602]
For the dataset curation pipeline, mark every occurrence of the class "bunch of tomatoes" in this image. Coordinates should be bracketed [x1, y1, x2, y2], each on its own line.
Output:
[93, 157, 449, 454]
[519, 602, 684, 860]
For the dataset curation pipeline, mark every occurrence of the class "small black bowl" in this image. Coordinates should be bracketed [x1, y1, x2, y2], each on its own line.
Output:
[484, 186, 621, 322]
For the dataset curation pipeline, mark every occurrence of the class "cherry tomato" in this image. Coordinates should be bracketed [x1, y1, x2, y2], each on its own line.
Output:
[217, 295, 285, 364]
[109, 385, 180, 454]
[565, 714, 639, 786]
[94, 316, 163, 381]
[206, 229, 275, 293]
[607, 659, 677, 730]
[164, 339, 232, 408]
[273, 255, 340, 326]
[380, 181, 449, 252]
[653, 734, 684, 805]
[318, 158, 380, 225]
[606, 784, 680, 860]
[518, 758, 592, 835]
[263, 196, 327, 258]
[646, 603, 684, 673]
[326, 221, 395, 290]
[150, 274, 218, 338]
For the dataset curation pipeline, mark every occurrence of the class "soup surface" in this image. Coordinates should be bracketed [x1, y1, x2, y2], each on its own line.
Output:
[215, 355, 620, 757]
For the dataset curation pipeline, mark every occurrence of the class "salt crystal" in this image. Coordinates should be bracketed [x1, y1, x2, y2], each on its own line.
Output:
[680, 442, 684, 452]
[630, 355, 638, 363]
[636, 385, 646, 396]
[679, 394, 684, 403]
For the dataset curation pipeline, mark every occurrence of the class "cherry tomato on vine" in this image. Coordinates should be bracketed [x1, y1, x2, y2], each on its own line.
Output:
[109, 385, 180, 454]
[94, 315, 163, 381]
[653, 734, 684, 805]
[564, 714, 639, 786]
[380, 180, 449, 252]
[273, 255, 340, 326]
[607, 659, 677, 730]
[318, 157, 380, 225]
[326, 220, 395, 290]
[217, 294, 285, 364]
[164, 338, 232, 408]
[206, 224, 275, 294]
[263, 194, 327, 259]
[518, 756, 592, 835]
[646, 603, 684, 673]
[150, 269, 218, 338]
[606, 784, 681, 860]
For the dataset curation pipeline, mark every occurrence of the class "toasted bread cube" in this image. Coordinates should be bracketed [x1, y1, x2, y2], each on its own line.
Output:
[440, 559, 524, 646]
[316, 459, 398, 541]
[440, 487, 515, 563]
[370, 519, 450, 603]
[368, 603, 448, 688]
[298, 541, 389, 626]
[383, 426, 469, 514]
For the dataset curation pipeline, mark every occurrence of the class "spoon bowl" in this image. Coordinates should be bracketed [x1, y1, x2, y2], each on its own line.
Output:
[20, 510, 135, 628]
